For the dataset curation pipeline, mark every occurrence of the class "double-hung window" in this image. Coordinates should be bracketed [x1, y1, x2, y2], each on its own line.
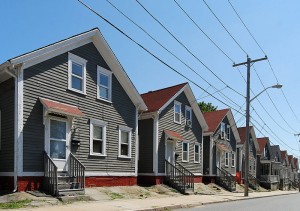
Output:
[182, 142, 189, 162]
[90, 119, 107, 156]
[231, 153, 235, 167]
[226, 125, 230, 141]
[194, 143, 200, 163]
[97, 66, 112, 102]
[118, 126, 132, 158]
[185, 106, 192, 127]
[174, 101, 181, 124]
[225, 152, 229, 167]
[68, 53, 87, 94]
[220, 122, 225, 139]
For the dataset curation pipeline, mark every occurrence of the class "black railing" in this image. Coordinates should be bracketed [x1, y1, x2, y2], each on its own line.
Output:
[44, 151, 58, 196]
[69, 153, 85, 191]
[165, 160, 194, 194]
[289, 179, 298, 190]
[248, 174, 259, 190]
[216, 167, 236, 192]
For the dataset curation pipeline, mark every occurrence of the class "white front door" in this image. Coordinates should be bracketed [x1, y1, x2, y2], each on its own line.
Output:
[46, 117, 71, 171]
[166, 141, 175, 165]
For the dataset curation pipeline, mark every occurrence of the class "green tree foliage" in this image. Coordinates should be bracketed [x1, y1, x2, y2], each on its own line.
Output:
[198, 101, 218, 112]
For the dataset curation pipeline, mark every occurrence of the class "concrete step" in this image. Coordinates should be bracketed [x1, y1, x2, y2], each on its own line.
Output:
[58, 188, 85, 196]
[58, 182, 80, 190]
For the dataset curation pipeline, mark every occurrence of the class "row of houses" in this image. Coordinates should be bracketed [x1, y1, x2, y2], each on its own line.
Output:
[0, 28, 298, 195]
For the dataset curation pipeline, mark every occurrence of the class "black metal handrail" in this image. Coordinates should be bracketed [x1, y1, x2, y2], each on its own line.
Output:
[289, 179, 298, 189]
[216, 167, 236, 192]
[44, 151, 58, 196]
[248, 174, 259, 190]
[165, 160, 194, 194]
[69, 153, 85, 191]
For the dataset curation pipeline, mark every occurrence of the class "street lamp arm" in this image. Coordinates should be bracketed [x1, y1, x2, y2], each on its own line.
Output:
[250, 84, 283, 103]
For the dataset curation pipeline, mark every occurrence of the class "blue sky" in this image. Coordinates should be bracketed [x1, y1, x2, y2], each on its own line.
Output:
[1, 0, 300, 157]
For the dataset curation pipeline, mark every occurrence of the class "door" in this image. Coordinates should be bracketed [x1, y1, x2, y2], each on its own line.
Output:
[46, 117, 70, 171]
[166, 141, 175, 165]
[216, 149, 221, 175]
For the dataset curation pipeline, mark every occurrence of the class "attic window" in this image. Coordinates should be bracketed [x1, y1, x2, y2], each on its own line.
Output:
[174, 101, 181, 124]
[185, 106, 192, 127]
[226, 125, 230, 141]
[68, 53, 87, 94]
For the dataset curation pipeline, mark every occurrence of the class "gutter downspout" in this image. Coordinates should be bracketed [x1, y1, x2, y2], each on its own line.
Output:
[5, 66, 18, 192]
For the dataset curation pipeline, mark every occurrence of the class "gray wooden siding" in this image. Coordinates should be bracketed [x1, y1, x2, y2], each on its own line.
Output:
[23, 42, 136, 173]
[0, 78, 15, 172]
[157, 92, 203, 174]
[248, 134, 257, 176]
[138, 118, 153, 173]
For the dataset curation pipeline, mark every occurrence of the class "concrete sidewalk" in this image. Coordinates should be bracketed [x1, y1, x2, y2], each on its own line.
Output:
[12, 190, 298, 211]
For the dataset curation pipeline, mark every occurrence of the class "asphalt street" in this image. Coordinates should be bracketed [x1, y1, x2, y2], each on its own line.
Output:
[175, 193, 300, 211]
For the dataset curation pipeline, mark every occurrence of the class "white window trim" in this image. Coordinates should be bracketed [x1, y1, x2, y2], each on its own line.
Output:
[225, 152, 229, 167]
[182, 141, 189, 162]
[194, 143, 200, 163]
[231, 152, 235, 167]
[174, 101, 181, 124]
[68, 52, 87, 95]
[97, 66, 112, 103]
[118, 125, 132, 159]
[90, 118, 107, 156]
[185, 105, 192, 127]
[226, 125, 230, 141]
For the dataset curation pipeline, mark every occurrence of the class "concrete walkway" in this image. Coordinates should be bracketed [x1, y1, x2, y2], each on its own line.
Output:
[12, 190, 298, 211]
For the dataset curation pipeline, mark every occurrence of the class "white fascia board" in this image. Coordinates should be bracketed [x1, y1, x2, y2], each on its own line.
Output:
[139, 111, 158, 120]
[92, 31, 147, 111]
[158, 85, 186, 114]
[184, 85, 208, 131]
[226, 110, 241, 143]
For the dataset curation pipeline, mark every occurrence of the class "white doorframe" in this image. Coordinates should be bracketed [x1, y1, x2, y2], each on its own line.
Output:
[165, 140, 176, 165]
[44, 115, 72, 171]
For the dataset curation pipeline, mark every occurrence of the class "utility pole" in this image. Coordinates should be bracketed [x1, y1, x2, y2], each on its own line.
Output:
[233, 55, 267, 197]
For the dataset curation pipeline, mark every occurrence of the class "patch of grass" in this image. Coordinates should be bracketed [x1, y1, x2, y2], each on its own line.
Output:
[0, 199, 32, 209]
[108, 192, 124, 200]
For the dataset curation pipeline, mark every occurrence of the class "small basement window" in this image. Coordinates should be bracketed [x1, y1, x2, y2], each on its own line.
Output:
[68, 53, 87, 94]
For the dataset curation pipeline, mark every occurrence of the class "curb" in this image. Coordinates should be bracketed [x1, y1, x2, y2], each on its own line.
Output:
[135, 191, 299, 211]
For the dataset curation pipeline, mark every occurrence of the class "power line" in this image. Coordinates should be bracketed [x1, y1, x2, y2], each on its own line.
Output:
[202, 0, 248, 55]
[135, 0, 244, 98]
[76, 0, 299, 156]
[106, 0, 242, 110]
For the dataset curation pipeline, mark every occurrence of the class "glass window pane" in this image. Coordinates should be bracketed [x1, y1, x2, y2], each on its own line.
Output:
[183, 143, 188, 151]
[100, 87, 109, 99]
[93, 125, 102, 140]
[100, 74, 109, 87]
[50, 120, 66, 140]
[121, 131, 129, 144]
[195, 145, 199, 153]
[175, 113, 180, 122]
[50, 140, 66, 159]
[175, 104, 180, 113]
[186, 109, 191, 120]
[183, 151, 187, 161]
[121, 144, 128, 156]
[93, 140, 103, 154]
[72, 76, 83, 91]
[72, 62, 83, 77]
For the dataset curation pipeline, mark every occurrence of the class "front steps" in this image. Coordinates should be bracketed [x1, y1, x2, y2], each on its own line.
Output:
[57, 171, 84, 196]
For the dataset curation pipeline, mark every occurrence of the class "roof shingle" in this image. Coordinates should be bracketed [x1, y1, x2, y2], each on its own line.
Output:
[203, 109, 229, 133]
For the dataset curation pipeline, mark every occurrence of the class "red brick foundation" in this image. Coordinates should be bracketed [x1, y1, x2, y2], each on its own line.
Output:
[137, 176, 165, 185]
[17, 177, 44, 191]
[85, 176, 137, 187]
[194, 176, 203, 183]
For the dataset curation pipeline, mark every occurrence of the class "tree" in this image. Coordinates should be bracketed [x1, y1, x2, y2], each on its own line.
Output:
[198, 101, 217, 112]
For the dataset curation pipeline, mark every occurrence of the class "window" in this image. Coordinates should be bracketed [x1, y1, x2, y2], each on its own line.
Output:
[185, 106, 192, 127]
[254, 161, 256, 171]
[250, 138, 253, 152]
[97, 66, 112, 102]
[118, 126, 132, 158]
[174, 101, 181, 124]
[220, 122, 225, 139]
[194, 144, 200, 163]
[182, 142, 189, 162]
[226, 125, 230, 141]
[90, 119, 107, 156]
[68, 53, 87, 94]
[231, 153, 235, 167]
[225, 152, 229, 167]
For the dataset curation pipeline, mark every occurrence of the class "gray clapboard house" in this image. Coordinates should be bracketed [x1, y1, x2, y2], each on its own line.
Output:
[236, 126, 259, 189]
[256, 137, 279, 190]
[138, 83, 208, 194]
[0, 28, 147, 195]
[202, 109, 240, 192]
[280, 150, 290, 190]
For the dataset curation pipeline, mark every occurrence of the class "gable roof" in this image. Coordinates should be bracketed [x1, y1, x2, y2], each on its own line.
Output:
[257, 137, 269, 154]
[237, 126, 259, 150]
[293, 158, 299, 169]
[203, 109, 241, 143]
[0, 28, 147, 111]
[141, 83, 208, 131]
[288, 155, 295, 168]
[270, 145, 281, 162]
[281, 150, 288, 165]
[141, 83, 187, 112]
